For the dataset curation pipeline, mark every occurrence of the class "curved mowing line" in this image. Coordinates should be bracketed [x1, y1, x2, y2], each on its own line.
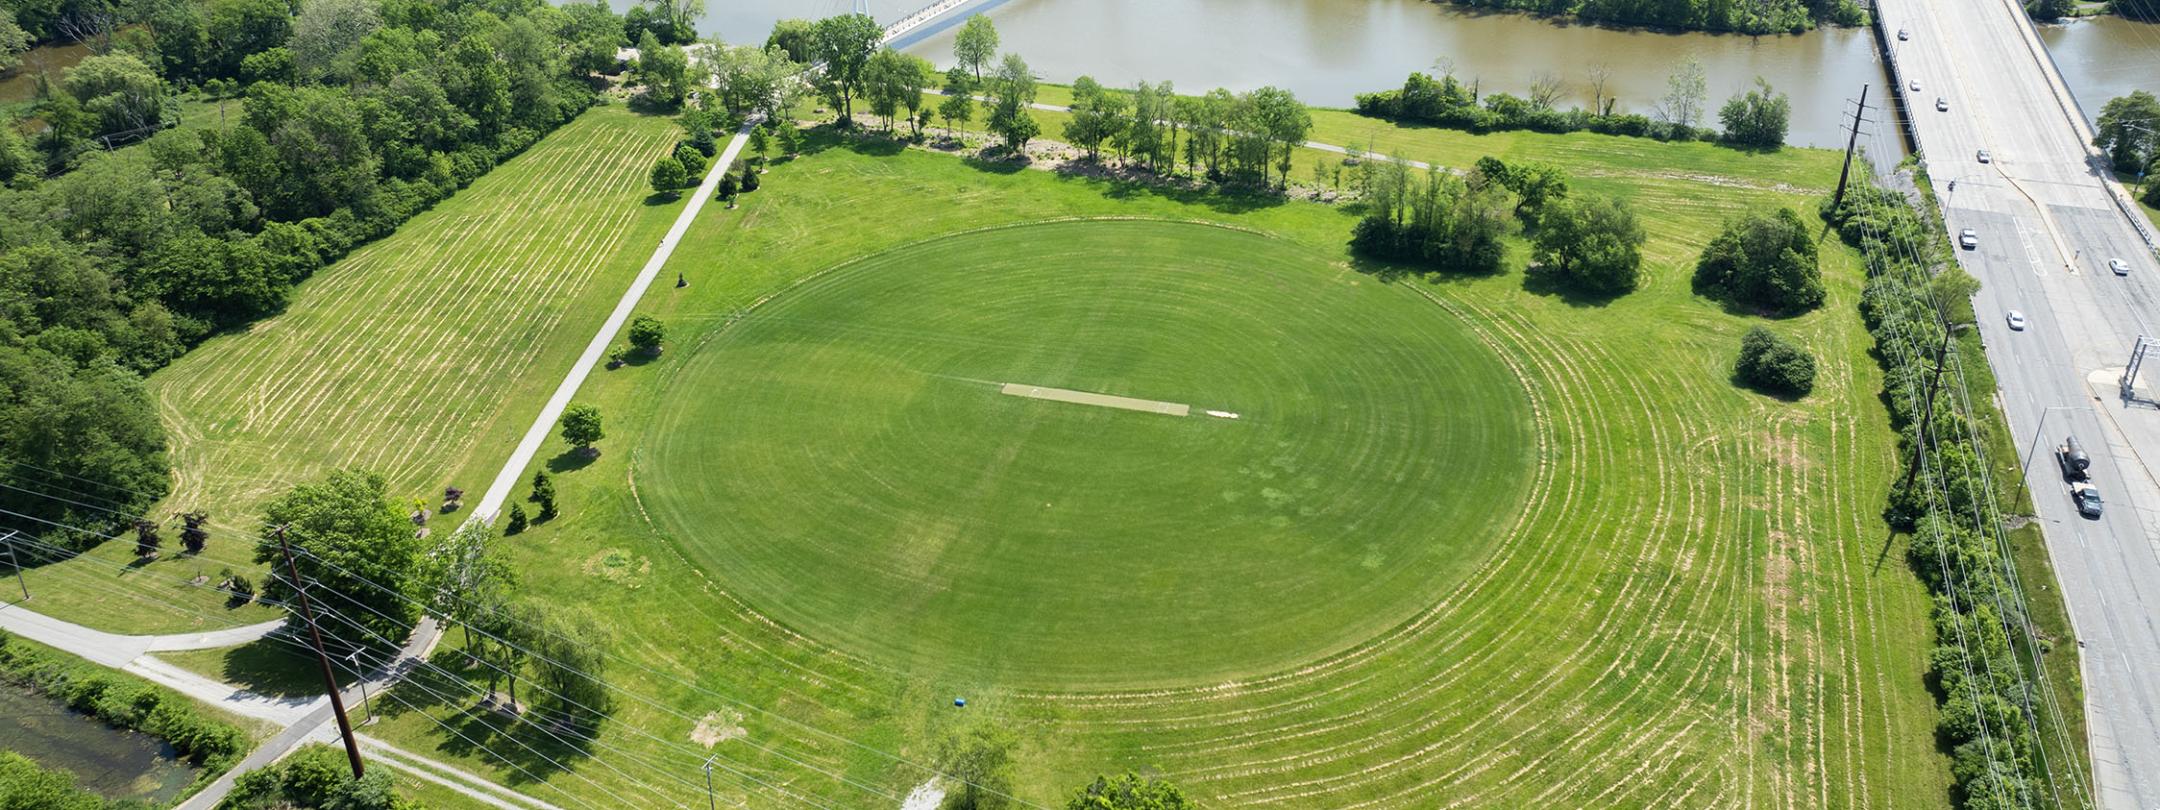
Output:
[634, 219, 1536, 689]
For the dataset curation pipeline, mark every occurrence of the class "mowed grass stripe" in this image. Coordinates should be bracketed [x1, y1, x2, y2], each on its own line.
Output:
[348, 132, 1946, 808]
[152, 108, 679, 522]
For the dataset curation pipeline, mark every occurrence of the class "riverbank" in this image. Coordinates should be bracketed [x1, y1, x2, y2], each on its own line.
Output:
[0, 632, 265, 805]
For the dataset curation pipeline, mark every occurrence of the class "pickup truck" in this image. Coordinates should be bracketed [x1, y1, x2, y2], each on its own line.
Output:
[2071, 481, 2104, 518]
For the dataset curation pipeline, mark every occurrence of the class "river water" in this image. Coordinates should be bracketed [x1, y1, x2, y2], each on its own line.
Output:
[0, 684, 200, 805]
[2039, 15, 2160, 126]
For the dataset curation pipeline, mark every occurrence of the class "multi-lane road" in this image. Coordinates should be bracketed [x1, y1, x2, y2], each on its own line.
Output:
[1875, 0, 2160, 805]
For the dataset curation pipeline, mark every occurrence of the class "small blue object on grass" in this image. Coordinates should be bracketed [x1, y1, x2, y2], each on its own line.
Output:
[954, 698, 966, 708]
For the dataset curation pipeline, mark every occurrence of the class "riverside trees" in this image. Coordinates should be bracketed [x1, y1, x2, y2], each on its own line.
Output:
[0, 0, 621, 546]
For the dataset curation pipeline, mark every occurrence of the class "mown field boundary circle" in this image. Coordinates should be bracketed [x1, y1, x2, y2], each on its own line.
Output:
[637, 220, 1535, 689]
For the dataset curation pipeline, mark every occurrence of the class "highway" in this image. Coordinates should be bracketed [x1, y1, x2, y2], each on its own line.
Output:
[1874, 0, 2160, 806]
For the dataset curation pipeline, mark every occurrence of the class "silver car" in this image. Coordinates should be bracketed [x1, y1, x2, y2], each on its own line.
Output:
[1898, 28, 1910, 40]
[1936, 97, 1949, 112]
[1909, 79, 1921, 92]
[2112, 257, 2131, 276]
[1959, 229, 1978, 249]
[1976, 149, 1991, 163]
[2006, 310, 2027, 330]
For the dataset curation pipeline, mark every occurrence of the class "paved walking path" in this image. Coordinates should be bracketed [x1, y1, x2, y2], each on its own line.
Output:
[472, 120, 759, 523]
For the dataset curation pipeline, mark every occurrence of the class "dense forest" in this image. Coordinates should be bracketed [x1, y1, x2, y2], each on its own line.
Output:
[0, 0, 647, 545]
[1446, 0, 1866, 35]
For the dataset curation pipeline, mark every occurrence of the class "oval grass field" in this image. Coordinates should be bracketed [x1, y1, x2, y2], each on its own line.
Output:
[637, 220, 1532, 688]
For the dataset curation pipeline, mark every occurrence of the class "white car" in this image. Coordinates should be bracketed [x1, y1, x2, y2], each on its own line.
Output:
[1909, 79, 1921, 92]
[1898, 28, 1910, 40]
[2006, 310, 2027, 330]
[1976, 149, 1991, 163]
[1936, 97, 1950, 112]
[2112, 257, 2131, 276]
[1959, 229, 1979, 249]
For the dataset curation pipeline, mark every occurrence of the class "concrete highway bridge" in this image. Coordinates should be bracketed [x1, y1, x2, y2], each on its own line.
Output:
[1873, 0, 2160, 805]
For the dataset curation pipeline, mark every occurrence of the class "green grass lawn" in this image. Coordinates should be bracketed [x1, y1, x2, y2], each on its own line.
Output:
[16, 104, 687, 633]
[350, 125, 1956, 808]
[638, 220, 1531, 688]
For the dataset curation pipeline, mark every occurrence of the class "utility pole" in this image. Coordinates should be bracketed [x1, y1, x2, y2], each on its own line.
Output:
[347, 651, 374, 724]
[1832, 84, 1872, 211]
[3, 531, 27, 602]
[276, 525, 365, 778]
[703, 753, 721, 810]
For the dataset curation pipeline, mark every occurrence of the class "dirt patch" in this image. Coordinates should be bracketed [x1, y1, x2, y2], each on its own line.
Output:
[582, 547, 652, 589]
[999, 382, 1191, 417]
[690, 710, 746, 747]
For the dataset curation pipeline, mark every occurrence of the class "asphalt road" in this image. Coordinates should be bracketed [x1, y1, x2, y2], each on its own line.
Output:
[1874, 0, 2160, 806]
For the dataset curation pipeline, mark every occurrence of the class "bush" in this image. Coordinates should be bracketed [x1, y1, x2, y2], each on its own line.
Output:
[227, 743, 417, 810]
[1531, 194, 1646, 294]
[506, 504, 529, 534]
[2144, 179, 2159, 208]
[740, 166, 760, 193]
[0, 752, 105, 810]
[627, 316, 665, 356]
[1733, 326, 1816, 396]
[1356, 72, 1715, 144]
[1694, 208, 1824, 314]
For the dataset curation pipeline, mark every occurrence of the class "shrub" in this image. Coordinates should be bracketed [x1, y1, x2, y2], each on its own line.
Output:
[506, 504, 529, 534]
[1733, 326, 1816, 396]
[675, 145, 707, 180]
[227, 744, 415, 810]
[649, 156, 688, 193]
[0, 752, 105, 810]
[1356, 72, 1715, 144]
[1694, 208, 1824, 314]
[627, 316, 665, 356]
[1531, 194, 1646, 294]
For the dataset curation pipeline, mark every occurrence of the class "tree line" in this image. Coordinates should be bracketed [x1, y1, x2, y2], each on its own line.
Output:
[1356, 59, 1790, 150]
[1826, 177, 2058, 810]
[0, 0, 652, 547]
[1444, 0, 1865, 34]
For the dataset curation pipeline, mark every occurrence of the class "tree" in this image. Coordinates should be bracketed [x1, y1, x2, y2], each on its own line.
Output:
[1528, 71, 1565, 111]
[0, 9, 28, 75]
[764, 18, 815, 63]
[64, 54, 165, 142]
[986, 53, 1039, 152]
[1657, 56, 1708, 132]
[1929, 264, 1983, 325]
[1693, 208, 1824, 313]
[709, 44, 804, 122]
[675, 144, 707, 179]
[1476, 156, 1569, 227]
[288, 0, 381, 83]
[415, 520, 516, 651]
[811, 14, 881, 125]
[939, 68, 976, 138]
[559, 404, 604, 455]
[1533, 194, 1647, 294]
[207, 0, 292, 79]
[2094, 91, 2160, 175]
[254, 469, 424, 655]
[953, 14, 998, 82]
[1720, 77, 1790, 149]
[937, 724, 1015, 810]
[179, 512, 210, 554]
[0, 345, 170, 548]
[1734, 326, 1816, 397]
[1586, 63, 1614, 116]
[506, 504, 529, 534]
[641, 0, 704, 43]
[2027, 0, 2074, 20]
[633, 30, 689, 107]
[628, 315, 665, 356]
[134, 519, 161, 557]
[511, 601, 614, 730]
[649, 155, 688, 194]
[530, 469, 557, 520]
[1066, 773, 1192, 810]
[1062, 76, 1126, 159]
[1250, 87, 1312, 187]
